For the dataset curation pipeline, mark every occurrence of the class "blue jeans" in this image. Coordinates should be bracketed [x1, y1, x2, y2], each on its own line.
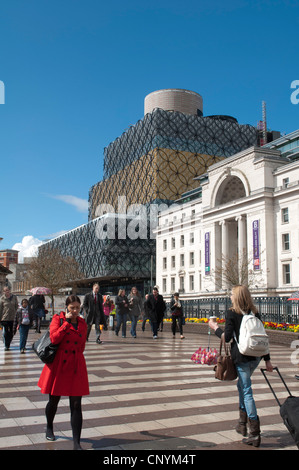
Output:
[235, 358, 261, 420]
[34, 308, 44, 332]
[130, 316, 138, 337]
[19, 324, 30, 350]
[116, 313, 127, 337]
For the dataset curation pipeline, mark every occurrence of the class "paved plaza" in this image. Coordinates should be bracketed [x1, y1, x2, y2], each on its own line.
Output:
[0, 323, 298, 452]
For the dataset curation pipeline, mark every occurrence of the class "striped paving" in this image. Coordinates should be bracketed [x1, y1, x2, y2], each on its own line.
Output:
[0, 323, 298, 451]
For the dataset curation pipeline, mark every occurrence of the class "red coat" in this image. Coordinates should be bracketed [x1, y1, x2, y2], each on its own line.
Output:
[38, 312, 89, 396]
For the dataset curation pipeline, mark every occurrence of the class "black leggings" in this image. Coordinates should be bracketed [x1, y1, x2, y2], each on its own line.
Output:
[171, 315, 183, 335]
[46, 394, 82, 447]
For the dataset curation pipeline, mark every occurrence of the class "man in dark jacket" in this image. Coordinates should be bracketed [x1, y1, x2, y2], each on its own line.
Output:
[146, 287, 166, 339]
[28, 294, 45, 333]
[83, 283, 104, 344]
[0, 287, 19, 350]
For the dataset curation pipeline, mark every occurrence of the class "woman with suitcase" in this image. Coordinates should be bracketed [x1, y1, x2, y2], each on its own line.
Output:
[209, 285, 273, 447]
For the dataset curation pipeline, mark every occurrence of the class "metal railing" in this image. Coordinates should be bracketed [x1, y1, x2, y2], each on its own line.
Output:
[167, 297, 299, 324]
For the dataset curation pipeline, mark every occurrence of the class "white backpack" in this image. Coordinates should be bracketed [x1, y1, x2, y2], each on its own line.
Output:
[235, 312, 269, 357]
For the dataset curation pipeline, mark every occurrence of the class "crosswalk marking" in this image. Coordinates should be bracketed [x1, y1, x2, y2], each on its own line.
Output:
[0, 326, 298, 450]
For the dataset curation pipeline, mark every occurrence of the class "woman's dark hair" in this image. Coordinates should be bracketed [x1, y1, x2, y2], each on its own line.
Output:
[65, 295, 81, 307]
[130, 286, 140, 296]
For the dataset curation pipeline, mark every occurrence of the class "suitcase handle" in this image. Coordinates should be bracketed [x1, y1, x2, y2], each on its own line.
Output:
[260, 366, 293, 407]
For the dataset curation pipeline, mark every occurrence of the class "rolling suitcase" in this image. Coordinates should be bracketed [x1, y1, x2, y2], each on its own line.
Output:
[261, 366, 299, 449]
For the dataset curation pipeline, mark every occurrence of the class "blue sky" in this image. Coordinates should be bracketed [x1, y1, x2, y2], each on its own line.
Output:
[0, 0, 298, 260]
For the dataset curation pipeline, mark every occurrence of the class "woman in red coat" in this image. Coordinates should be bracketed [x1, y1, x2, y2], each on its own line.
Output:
[38, 295, 89, 450]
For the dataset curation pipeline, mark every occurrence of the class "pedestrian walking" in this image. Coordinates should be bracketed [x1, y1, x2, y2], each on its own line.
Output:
[0, 287, 19, 350]
[170, 292, 184, 339]
[37, 295, 89, 450]
[128, 287, 143, 338]
[13, 299, 34, 353]
[28, 293, 45, 333]
[115, 289, 129, 338]
[83, 283, 104, 344]
[146, 287, 166, 339]
[142, 294, 151, 331]
[102, 295, 114, 330]
[209, 284, 273, 448]
[109, 303, 116, 330]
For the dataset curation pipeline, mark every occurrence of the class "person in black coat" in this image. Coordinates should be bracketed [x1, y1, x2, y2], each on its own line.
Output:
[142, 294, 151, 332]
[146, 287, 166, 339]
[28, 294, 45, 333]
[170, 292, 184, 339]
[83, 283, 104, 344]
[115, 289, 129, 338]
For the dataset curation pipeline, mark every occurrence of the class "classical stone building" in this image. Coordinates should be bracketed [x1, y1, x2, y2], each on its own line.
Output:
[155, 129, 299, 298]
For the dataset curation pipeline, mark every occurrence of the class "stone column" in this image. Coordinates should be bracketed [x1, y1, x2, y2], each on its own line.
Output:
[219, 220, 228, 290]
[236, 215, 247, 284]
[236, 215, 247, 260]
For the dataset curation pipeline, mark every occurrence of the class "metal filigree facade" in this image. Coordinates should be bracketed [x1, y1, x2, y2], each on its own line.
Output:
[89, 109, 257, 219]
[40, 215, 156, 284]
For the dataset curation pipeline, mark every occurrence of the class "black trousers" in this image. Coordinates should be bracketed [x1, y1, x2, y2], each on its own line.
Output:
[86, 314, 101, 340]
[171, 315, 183, 335]
[1, 321, 14, 348]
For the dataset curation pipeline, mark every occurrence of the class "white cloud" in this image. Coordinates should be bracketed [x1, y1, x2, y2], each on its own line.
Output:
[47, 230, 68, 239]
[12, 235, 43, 263]
[52, 195, 88, 213]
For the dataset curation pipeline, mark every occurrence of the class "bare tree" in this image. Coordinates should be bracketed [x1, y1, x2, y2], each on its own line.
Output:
[212, 249, 267, 292]
[25, 246, 85, 315]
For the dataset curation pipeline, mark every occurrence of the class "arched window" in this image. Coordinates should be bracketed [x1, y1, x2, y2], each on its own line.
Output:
[215, 175, 246, 206]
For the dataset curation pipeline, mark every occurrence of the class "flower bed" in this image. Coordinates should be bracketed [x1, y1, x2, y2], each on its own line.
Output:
[143, 316, 299, 333]
[263, 321, 299, 333]
[140, 317, 299, 345]
[176, 317, 299, 347]
[179, 317, 299, 333]
[180, 317, 226, 325]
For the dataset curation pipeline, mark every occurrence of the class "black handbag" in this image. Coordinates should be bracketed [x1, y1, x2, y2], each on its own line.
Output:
[32, 317, 62, 364]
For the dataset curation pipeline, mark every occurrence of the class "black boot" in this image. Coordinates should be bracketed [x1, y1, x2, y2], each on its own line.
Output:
[242, 416, 261, 447]
[236, 408, 247, 436]
[46, 426, 55, 441]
